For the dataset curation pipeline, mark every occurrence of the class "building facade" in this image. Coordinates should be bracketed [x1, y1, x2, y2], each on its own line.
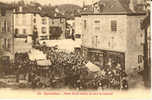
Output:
[74, 15, 82, 39]
[14, 6, 66, 41]
[13, 6, 51, 41]
[13, 6, 35, 37]
[0, 4, 14, 61]
[14, 12, 33, 37]
[81, 0, 146, 73]
[49, 17, 66, 39]
[34, 14, 50, 40]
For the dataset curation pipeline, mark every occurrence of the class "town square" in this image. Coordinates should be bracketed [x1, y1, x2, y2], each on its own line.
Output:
[0, 0, 151, 91]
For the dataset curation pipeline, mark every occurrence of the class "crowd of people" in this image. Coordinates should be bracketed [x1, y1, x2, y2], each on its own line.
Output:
[13, 45, 128, 90]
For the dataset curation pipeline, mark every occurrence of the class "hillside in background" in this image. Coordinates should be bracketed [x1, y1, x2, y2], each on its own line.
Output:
[56, 4, 82, 19]
[1, 1, 82, 19]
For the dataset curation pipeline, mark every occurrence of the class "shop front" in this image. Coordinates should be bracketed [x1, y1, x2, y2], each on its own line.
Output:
[82, 46, 125, 70]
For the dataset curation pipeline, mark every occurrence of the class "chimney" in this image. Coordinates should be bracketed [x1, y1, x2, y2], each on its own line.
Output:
[19, 6, 23, 12]
[129, 0, 135, 12]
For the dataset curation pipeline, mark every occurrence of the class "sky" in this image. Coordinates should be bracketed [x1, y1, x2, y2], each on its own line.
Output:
[0, 0, 99, 6]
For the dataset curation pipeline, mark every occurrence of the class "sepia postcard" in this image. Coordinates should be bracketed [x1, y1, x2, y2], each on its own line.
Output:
[0, 0, 151, 99]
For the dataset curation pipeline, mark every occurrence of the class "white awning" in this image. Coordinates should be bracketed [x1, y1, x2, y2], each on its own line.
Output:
[85, 61, 100, 72]
[28, 48, 47, 61]
[36, 60, 52, 66]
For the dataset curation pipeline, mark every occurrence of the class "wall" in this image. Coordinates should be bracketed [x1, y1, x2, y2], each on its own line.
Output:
[35, 15, 50, 40]
[81, 14, 145, 72]
[49, 18, 66, 39]
[81, 15, 127, 52]
[125, 15, 145, 73]
[74, 16, 82, 36]
[0, 9, 14, 61]
[14, 38, 32, 53]
[14, 13, 33, 35]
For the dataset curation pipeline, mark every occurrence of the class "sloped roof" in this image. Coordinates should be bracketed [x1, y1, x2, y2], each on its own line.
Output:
[14, 6, 40, 14]
[81, 0, 146, 15]
[14, 6, 65, 18]
[98, 0, 131, 13]
[0, 2, 13, 10]
[40, 12, 65, 18]
[0, 2, 9, 9]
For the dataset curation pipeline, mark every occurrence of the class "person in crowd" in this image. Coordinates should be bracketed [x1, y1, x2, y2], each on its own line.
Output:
[121, 76, 128, 90]
[13, 45, 128, 90]
[71, 28, 75, 41]
[16, 64, 22, 83]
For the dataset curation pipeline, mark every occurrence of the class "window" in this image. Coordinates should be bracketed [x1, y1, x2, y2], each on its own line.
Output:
[23, 29, 26, 34]
[4, 20, 7, 32]
[1, 22, 3, 32]
[94, 20, 100, 23]
[75, 34, 81, 38]
[84, 20, 87, 29]
[4, 39, 7, 49]
[92, 36, 98, 48]
[94, 20, 100, 32]
[52, 19, 54, 24]
[1, 20, 7, 32]
[42, 27, 47, 34]
[7, 39, 10, 51]
[140, 19, 144, 29]
[42, 18, 47, 24]
[1, 8, 6, 16]
[34, 25, 37, 29]
[111, 20, 117, 32]
[40, 36, 48, 40]
[2, 38, 10, 51]
[7, 26, 10, 32]
[138, 55, 143, 64]
[33, 18, 36, 23]
[88, 52, 104, 66]
[60, 18, 64, 23]
[15, 28, 19, 35]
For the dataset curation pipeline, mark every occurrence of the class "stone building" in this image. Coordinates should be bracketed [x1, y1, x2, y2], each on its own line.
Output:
[0, 3, 14, 61]
[34, 14, 50, 40]
[49, 15, 66, 39]
[81, 0, 146, 73]
[74, 15, 82, 39]
[14, 6, 66, 40]
[13, 6, 39, 37]
[13, 6, 51, 41]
